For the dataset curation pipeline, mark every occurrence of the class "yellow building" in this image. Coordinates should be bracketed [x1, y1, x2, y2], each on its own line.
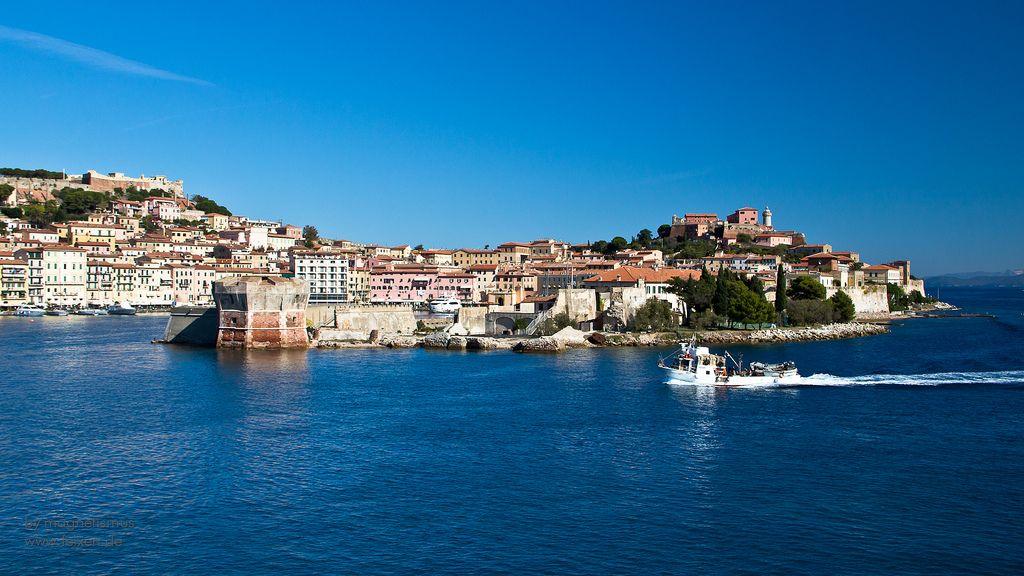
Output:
[204, 212, 230, 231]
[453, 248, 499, 268]
[347, 266, 371, 303]
[497, 242, 532, 264]
[68, 222, 125, 250]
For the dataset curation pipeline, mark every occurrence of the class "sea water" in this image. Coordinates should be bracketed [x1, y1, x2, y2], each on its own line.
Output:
[1, 287, 1022, 574]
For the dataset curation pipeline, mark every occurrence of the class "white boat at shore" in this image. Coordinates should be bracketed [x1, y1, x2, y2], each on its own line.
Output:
[14, 305, 45, 317]
[659, 338, 800, 386]
[428, 297, 461, 315]
[75, 308, 108, 316]
[107, 302, 137, 316]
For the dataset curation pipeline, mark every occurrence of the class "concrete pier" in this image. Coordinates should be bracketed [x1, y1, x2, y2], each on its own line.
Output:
[213, 276, 310, 349]
[162, 306, 218, 345]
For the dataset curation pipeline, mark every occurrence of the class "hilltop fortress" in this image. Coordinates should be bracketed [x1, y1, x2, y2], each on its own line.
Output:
[1, 169, 184, 206]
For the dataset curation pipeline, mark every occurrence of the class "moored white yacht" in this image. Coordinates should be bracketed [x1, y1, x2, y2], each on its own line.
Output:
[659, 337, 800, 386]
[14, 305, 45, 317]
[107, 302, 137, 316]
[428, 297, 461, 314]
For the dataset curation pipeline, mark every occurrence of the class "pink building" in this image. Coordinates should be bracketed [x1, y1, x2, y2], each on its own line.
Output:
[727, 207, 759, 225]
[430, 273, 482, 302]
[145, 197, 181, 221]
[370, 265, 439, 303]
[370, 265, 481, 303]
[754, 232, 794, 247]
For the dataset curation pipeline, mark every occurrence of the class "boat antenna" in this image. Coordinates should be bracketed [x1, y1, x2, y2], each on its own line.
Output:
[724, 351, 743, 371]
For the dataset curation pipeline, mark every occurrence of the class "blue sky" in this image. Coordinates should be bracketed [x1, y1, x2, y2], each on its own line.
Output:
[1, 1, 1021, 275]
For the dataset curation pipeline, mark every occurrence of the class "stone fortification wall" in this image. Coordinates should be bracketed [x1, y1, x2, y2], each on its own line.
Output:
[456, 306, 487, 335]
[826, 285, 889, 316]
[314, 305, 418, 341]
[214, 276, 309, 349]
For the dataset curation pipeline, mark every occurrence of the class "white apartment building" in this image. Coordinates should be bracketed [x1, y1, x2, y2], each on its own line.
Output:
[292, 250, 349, 304]
[41, 246, 87, 306]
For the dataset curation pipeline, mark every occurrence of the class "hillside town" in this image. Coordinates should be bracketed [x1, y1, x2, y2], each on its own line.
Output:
[1, 168, 927, 332]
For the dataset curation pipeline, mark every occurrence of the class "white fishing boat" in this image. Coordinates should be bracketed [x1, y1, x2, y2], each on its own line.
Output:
[14, 305, 45, 317]
[45, 309, 69, 316]
[107, 302, 137, 316]
[75, 308, 108, 316]
[428, 297, 461, 315]
[659, 337, 800, 386]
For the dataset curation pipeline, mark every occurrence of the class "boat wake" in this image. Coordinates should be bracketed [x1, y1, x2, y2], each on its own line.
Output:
[667, 370, 1024, 388]
[798, 370, 1024, 387]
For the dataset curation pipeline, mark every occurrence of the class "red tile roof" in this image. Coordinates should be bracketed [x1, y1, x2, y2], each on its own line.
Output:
[583, 266, 700, 284]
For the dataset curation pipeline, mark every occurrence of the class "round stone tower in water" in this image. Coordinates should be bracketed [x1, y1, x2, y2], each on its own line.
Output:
[763, 206, 773, 229]
[213, 276, 310, 349]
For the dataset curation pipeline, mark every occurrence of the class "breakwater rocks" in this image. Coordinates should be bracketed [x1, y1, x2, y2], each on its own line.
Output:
[315, 323, 888, 352]
[698, 322, 889, 344]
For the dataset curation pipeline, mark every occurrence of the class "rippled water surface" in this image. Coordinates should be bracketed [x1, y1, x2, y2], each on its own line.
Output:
[2, 287, 1023, 574]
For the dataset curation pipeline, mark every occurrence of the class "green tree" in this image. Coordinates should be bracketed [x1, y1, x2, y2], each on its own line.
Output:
[908, 290, 935, 305]
[712, 270, 731, 315]
[604, 236, 628, 254]
[1, 206, 22, 218]
[302, 225, 320, 248]
[788, 276, 826, 300]
[192, 194, 231, 216]
[657, 223, 672, 238]
[774, 267, 788, 313]
[887, 283, 909, 311]
[120, 185, 171, 202]
[674, 238, 717, 259]
[22, 201, 64, 228]
[634, 298, 674, 331]
[668, 271, 715, 317]
[690, 309, 719, 330]
[413, 244, 425, 251]
[590, 240, 608, 254]
[140, 215, 159, 233]
[726, 286, 776, 325]
[830, 290, 856, 322]
[55, 187, 107, 216]
[636, 228, 654, 248]
[737, 232, 753, 244]
[513, 318, 532, 333]
[743, 274, 765, 296]
[553, 312, 574, 330]
[787, 300, 836, 325]
[0, 168, 64, 179]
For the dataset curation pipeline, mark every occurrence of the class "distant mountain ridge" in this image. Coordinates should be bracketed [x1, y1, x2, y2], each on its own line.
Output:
[927, 270, 1024, 287]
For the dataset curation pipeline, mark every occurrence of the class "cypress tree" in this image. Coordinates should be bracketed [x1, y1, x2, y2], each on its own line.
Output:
[775, 266, 788, 313]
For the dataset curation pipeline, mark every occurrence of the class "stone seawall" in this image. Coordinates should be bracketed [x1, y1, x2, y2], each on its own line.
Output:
[314, 305, 418, 341]
[316, 322, 889, 352]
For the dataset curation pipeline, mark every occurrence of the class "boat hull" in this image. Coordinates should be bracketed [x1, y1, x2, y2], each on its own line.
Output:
[428, 302, 461, 314]
[662, 366, 801, 386]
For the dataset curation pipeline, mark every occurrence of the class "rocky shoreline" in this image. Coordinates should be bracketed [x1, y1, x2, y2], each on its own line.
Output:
[315, 322, 889, 352]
